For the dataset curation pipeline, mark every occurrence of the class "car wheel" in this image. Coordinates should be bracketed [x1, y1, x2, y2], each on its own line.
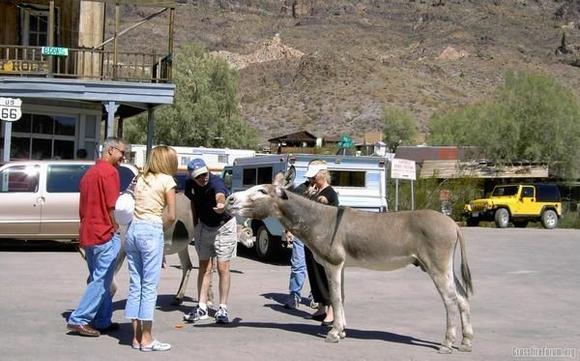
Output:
[466, 217, 479, 227]
[255, 225, 281, 260]
[513, 220, 529, 228]
[494, 208, 510, 228]
[541, 209, 558, 229]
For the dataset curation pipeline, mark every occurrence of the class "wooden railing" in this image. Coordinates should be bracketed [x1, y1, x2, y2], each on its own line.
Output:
[0, 45, 171, 83]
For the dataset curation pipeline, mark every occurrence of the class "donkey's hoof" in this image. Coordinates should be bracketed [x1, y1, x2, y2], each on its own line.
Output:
[325, 332, 340, 343]
[458, 343, 472, 352]
[438, 345, 453, 354]
[339, 330, 346, 339]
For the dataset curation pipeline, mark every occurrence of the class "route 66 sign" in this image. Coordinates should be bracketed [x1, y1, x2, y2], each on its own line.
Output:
[0, 97, 23, 122]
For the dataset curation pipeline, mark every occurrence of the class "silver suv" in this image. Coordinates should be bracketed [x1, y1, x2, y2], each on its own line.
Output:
[0, 160, 193, 243]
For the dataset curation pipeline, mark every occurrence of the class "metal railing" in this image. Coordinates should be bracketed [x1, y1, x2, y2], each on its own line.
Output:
[0, 45, 171, 83]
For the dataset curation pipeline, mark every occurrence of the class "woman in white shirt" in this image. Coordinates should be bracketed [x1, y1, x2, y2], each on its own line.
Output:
[124, 145, 177, 352]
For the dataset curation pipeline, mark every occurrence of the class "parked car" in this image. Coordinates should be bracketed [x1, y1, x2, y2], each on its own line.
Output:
[464, 183, 562, 229]
[0, 160, 193, 244]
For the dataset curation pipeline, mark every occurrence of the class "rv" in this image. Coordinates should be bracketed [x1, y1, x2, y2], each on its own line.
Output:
[230, 154, 389, 260]
[127, 144, 256, 173]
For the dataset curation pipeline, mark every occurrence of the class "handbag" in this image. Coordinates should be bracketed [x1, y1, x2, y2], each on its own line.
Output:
[114, 175, 138, 225]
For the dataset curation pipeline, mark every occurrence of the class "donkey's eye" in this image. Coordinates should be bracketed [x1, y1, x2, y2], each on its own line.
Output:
[258, 189, 268, 194]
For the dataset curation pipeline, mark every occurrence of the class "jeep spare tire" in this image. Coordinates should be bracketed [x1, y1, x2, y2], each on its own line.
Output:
[494, 208, 510, 228]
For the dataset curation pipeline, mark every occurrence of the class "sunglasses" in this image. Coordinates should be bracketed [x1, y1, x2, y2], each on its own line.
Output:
[112, 146, 125, 156]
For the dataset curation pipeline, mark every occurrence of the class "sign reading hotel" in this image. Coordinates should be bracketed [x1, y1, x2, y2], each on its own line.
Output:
[0, 59, 48, 74]
[391, 158, 416, 181]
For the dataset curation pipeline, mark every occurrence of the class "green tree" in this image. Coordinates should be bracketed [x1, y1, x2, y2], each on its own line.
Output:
[124, 43, 258, 149]
[381, 106, 418, 152]
[428, 71, 580, 178]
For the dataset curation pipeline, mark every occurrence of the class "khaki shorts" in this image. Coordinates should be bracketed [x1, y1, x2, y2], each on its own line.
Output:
[194, 218, 237, 261]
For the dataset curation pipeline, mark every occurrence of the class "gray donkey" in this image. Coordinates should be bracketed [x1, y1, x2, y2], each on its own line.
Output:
[225, 174, 473, 353]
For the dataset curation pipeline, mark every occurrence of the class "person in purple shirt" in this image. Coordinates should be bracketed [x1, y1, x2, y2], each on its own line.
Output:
[182, 159, 237, 324]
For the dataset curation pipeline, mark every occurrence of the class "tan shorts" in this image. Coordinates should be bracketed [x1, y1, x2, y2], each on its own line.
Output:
[194, 218, 237, 261]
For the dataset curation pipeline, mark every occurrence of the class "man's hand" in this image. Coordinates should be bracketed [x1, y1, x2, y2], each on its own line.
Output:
[285, 230, 294, 243]
[213, 202, 226, 214]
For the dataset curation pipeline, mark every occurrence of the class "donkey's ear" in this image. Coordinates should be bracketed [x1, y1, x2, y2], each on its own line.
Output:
[273, 172, 285, 187]
[275, 185, 289, 200]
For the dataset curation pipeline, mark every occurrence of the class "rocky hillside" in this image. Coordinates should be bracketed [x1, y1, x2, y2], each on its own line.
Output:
[113, 0, 580, 145]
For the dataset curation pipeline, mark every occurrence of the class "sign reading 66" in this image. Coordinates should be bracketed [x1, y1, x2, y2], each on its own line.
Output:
[0, 97, 23, 122]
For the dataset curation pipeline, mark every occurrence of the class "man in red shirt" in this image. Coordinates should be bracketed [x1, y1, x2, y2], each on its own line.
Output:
[67, 137, 126, 337]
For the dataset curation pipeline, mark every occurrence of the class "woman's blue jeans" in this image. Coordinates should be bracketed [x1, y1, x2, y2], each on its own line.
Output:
[124, 220, 164, 321]
[289, 237, 306, 297]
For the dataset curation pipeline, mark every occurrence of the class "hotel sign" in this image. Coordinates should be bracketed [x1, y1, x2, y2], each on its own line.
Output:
[0, 59, 48, 74]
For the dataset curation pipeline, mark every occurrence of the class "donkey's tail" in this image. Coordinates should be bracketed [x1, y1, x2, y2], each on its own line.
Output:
[457, 227, 474, 296]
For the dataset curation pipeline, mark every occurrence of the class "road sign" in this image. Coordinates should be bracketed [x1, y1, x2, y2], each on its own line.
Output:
[391, 158, 416, 180]
[0, 97, 22, 122]
[41, 46, 69, 56]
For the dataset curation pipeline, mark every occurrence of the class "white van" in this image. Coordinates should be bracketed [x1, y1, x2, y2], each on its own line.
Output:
[230, 154, 389, 260]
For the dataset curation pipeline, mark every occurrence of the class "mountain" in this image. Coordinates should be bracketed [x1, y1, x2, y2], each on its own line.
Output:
[114, 0, 580, 145]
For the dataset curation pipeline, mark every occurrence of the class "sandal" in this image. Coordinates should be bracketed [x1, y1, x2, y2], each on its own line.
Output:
[140, 339, 171, 352]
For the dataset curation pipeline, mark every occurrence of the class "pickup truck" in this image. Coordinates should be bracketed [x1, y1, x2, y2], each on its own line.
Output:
[0, 160, 193, 244]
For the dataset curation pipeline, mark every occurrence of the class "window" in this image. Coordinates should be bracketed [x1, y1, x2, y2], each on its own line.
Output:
[257, 167, 273, 184]
[521, 187, 534, 198]
[118, 166, 136, 191]
[493, 186, 518, 197]
[47, 164, 91, 193]
[243, 168, 257, 186]
[330, 170, 366, 187]
[0, 165, 39, 193]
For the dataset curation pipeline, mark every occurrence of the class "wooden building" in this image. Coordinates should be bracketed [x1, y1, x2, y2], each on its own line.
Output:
[0, 0, 176, 160]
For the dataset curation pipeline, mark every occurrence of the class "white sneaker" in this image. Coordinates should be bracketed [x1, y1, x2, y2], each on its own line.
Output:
[140, 339, 171, 352]
[183, 306, 208, 323]
[215, 306, 230, 324]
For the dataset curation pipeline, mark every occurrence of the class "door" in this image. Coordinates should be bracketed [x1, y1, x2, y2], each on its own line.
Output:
[0, 164, 41, 236]
[516, 186, 540, 216]
[40, 164, 90, 238]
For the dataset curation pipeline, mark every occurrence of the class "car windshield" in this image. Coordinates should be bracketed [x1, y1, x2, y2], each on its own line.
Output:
[492, 186, 519, 196]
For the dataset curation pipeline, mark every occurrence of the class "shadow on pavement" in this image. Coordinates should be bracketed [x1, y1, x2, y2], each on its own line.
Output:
[0, 239, 78, 252]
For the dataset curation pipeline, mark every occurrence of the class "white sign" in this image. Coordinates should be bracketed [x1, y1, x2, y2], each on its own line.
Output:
[391, 158, 416, 180]
[0, 97, 22, 122]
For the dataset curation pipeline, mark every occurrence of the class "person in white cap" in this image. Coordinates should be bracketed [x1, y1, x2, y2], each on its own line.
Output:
[301, 160, 341, 326]
[183, 158, 237, 324]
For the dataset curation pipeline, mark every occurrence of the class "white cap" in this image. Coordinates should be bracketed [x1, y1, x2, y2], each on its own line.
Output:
[304, 163, 327, 178]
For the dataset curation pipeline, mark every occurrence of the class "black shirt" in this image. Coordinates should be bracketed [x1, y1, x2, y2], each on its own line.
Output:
[184, 173, 232, 227]
[316, 186, 339, 207]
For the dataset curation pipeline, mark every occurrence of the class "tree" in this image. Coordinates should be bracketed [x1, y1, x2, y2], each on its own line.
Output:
[381, 106, 418, 153]
[428, 71, 580, 179]
[124, 43, 258, 149]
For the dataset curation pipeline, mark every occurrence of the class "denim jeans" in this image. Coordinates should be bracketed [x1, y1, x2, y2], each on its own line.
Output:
[68, 233, 120, 328]
[289, 237, 306, 298]
[124, 220, 164, 321]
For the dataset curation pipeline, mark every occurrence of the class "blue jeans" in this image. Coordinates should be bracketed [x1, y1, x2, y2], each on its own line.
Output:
[68, 233, 120, 328]
[124, 220, 164, 321]
[289, 237, 306, 298]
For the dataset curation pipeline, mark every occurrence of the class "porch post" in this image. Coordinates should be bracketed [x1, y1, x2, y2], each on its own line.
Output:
[47, 0, 55, 78]
[104, 101, 119, 138]
[146, 107, 155, 161]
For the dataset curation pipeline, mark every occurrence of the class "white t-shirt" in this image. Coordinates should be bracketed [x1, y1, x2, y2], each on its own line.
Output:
[133, 173, 176, 222]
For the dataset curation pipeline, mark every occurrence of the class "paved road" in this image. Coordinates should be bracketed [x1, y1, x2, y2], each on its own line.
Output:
[1, 228, 579, 361]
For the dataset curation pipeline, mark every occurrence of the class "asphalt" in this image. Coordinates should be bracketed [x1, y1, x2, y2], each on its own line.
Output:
[1, 228, 579, 361]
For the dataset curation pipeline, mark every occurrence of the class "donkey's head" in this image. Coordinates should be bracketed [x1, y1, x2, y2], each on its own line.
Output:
[225, 173, 289, 219]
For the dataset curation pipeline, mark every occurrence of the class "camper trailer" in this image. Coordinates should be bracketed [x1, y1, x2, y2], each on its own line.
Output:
[230, 154, 389, 260]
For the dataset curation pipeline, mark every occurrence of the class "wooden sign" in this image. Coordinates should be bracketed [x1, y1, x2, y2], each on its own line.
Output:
[0, 59, 48, 74]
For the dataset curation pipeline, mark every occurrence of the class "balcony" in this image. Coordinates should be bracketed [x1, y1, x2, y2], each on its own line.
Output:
[0, 45, 171, 83]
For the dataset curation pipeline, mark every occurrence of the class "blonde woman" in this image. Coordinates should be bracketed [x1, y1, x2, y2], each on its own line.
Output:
[124, 146, 177, 352]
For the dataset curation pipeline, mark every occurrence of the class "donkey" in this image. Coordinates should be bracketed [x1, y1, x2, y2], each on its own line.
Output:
[225, 174, 473, 353]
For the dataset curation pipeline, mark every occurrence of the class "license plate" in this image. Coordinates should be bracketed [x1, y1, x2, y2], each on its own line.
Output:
[471, 212, 479, 217]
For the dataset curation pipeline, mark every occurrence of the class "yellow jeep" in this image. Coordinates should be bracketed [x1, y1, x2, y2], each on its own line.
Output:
[464, 184, 561, 229]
